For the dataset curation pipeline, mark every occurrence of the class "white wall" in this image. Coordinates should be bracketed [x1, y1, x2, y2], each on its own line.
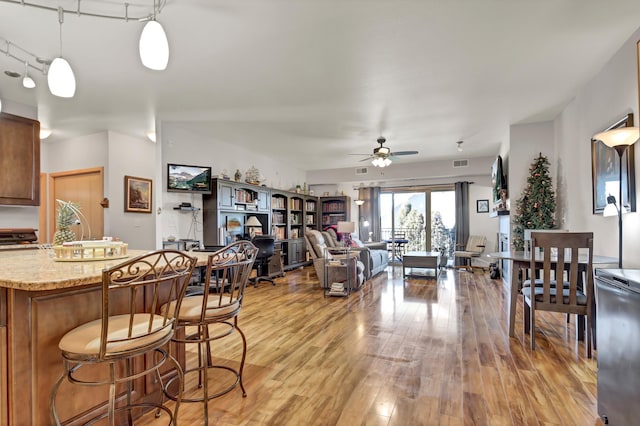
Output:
[556, 26, 640, 267]
[107, 131, 157, 250]
[42, 132, 108, 174]
[306, 156, 495, 187]
[158, 123, 308, 245]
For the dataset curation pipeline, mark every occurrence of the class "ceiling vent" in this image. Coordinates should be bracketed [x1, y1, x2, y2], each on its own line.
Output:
[355, 167, 369, 175]
[453, 159, 469, 168]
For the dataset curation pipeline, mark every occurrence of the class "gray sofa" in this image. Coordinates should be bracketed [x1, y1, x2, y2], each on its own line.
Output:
[321, 229, 389, 280]
[359, 241, 389, 279]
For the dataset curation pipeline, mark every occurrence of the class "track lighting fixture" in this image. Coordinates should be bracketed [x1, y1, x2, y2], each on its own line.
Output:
[2, 0, 170, 98]
[48, 7, 76, 98]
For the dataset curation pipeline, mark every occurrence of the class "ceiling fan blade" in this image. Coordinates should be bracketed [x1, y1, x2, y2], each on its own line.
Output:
[391, 150, 419, 156]
[349, 153, 372, 156]
[359, 157, 374, 162]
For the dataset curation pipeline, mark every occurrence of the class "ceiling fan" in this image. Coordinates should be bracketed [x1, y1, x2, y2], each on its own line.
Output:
[355, 136, 419, 167]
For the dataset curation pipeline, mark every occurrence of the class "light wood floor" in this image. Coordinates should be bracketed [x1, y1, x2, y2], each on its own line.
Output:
[139, 265, 601, 426]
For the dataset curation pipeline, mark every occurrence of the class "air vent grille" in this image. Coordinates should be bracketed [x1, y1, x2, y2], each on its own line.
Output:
[355, 167, 368, 175]
[453, 159, 469, 168]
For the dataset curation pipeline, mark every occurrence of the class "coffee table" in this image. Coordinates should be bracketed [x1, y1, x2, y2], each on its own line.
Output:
[402, 251, 441, 278]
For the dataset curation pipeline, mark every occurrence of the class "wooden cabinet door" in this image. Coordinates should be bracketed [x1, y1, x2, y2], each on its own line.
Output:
[257, 188, 270, 212]
[218, 183, 234, 209]
[0, 113, 40, 205]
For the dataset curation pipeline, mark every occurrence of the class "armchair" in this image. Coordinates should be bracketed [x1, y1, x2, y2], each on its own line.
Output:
[454, 235, 487, 272]
[304, 230, 365, 290]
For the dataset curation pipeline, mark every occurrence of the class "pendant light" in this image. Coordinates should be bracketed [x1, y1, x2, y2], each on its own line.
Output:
[48, 7, 76, 98]
[139, 0, 169, 70]
[22, 62, 35, 89]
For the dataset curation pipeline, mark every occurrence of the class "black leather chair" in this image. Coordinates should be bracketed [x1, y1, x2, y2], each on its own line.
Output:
[251, 235, 276, 287]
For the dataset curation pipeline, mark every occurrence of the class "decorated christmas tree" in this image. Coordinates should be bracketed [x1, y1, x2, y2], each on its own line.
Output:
[512, 153, 556, 250]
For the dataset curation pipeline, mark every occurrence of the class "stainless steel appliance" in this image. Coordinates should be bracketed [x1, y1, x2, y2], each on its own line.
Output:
[595, 268, 640, 426]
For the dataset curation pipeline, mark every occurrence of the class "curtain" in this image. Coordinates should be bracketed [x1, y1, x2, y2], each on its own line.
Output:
[455, 181, 469, 266]
[358, 187, 381, 241]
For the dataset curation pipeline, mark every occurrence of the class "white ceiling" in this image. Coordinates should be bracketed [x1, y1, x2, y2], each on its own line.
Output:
[2, 0, 640, 171]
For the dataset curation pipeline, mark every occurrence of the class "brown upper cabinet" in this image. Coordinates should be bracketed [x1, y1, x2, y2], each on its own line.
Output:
[0, 113, 40, 206]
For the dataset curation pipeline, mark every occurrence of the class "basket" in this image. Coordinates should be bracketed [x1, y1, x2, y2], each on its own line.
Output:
[52, 241, 128, 262]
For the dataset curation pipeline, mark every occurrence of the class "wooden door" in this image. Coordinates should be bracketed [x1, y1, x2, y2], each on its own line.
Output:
[48, 168, 104, 243]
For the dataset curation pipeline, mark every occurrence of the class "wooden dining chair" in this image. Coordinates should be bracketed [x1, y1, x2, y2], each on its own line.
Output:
[522, 231, 594, 358]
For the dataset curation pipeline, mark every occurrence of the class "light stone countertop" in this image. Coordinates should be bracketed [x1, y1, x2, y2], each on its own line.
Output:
[0, 249, 211, 291]
[0, 244, 39, 251]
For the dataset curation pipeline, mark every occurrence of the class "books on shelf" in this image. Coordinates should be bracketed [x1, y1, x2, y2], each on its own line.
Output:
[274, 227, 286, 240]
[328, 282, 347, 296]
[289, 198, 302, 210]
[322, 201, 345, 212]
[271, 196, 286, 209]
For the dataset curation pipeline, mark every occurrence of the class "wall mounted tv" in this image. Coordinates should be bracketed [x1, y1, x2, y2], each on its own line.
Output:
[167, 164, 212, 194]
[491, 155, 507, 204]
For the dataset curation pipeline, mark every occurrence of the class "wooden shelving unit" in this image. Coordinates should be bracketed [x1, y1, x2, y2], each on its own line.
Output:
[320, 196, 351, 228]
[202, 180, 316, 271]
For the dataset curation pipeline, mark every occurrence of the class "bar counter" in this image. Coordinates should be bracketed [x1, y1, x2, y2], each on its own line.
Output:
[0, 249, 209, 425]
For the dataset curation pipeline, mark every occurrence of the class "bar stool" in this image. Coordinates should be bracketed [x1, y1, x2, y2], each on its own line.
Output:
[161, 241, 257, 425]
[50, 250, 197, 426]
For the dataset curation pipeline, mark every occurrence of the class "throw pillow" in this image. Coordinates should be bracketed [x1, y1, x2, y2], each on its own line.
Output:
[351, 238, 364, 247]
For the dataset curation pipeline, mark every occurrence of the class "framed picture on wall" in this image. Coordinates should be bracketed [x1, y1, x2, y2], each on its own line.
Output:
[591, 113, 636, 214]
[124, 175, 152, 213]
[476, 199, 489, 213]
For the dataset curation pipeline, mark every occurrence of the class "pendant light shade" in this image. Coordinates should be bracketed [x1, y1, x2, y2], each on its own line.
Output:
[22, 75, 35, 89]
[139, 20, 169, 70]
[23, 62, 35, 89]
[48, 57, 76, 98]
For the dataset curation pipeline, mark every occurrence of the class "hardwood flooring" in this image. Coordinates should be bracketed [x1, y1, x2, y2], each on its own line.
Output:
[139, 265, 601, 426]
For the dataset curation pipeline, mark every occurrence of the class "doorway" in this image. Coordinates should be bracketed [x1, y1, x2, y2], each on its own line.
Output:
[380, 186, 455, 260]
[45, 167, 104, 243]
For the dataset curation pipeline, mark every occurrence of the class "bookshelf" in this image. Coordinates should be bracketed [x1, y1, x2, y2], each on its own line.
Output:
[320, 196, 351, 227]
[271, 192, 288, 241]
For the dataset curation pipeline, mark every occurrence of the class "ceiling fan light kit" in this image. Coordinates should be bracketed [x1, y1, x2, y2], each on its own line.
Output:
[372, 156, 392, 167]
[456, 140, 464, 152]
[2, 0, 169, 99]
[358, 136, 419, 167]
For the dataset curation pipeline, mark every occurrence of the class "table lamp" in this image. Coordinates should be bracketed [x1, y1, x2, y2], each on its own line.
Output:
[592, 126, 639, 268]
[245, 216, 262, 239]
[337, 221, 355, 247]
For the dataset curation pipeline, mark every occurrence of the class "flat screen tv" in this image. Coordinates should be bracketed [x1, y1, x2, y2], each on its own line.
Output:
[167, 163, 212, 194]
[491, 155, 507, 204]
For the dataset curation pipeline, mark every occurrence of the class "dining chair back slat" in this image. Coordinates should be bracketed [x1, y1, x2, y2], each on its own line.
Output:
[523, 231, 594, 358]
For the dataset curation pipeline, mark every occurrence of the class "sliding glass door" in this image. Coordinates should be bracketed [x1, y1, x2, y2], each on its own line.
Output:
[380, 187, 455, 261]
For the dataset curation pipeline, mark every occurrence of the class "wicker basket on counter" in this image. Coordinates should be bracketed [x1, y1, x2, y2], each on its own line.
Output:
[52, 241, 128, 262]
